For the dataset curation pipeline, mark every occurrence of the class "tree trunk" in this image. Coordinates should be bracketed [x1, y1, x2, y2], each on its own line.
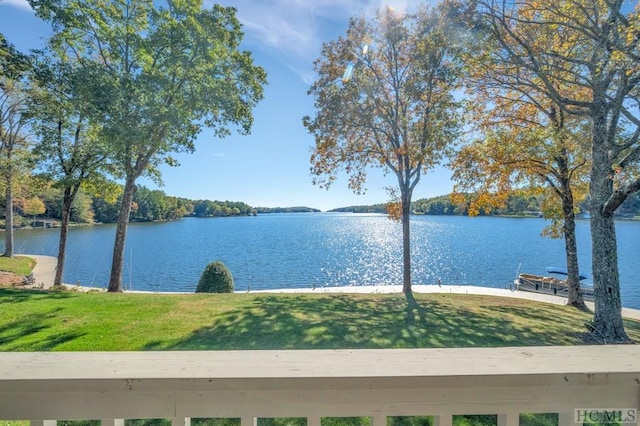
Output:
[108, 176, 137, 292]
[54, 187, 74, 287]
[561, 192, 586, 309]
[588, 111, 629, 342]
[401, 191, 412, 294]
[4, 179, 14, 258]
[589, 206, 627, 342]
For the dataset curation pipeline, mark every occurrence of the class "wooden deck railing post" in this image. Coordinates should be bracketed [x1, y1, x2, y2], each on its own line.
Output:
[171, 417, 191, 426]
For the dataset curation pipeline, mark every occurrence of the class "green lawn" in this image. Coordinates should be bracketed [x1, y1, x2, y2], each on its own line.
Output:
[0, 288, 632, 426]
[0, 256, 36, 276]
[1, 288, 638, 351]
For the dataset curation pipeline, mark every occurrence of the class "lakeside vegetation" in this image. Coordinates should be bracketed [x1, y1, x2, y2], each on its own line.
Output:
[255, 206, 321, 214]
[6, 184, 639, 230]
[331, 192, 640, 219]
[0, 183, 323, 228]
[2, 288, 639, 351]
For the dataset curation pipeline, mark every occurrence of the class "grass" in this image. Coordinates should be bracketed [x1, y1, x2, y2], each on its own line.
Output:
[1, 288, 639, 351]
[0, 256, 36, 276]
[0, 288, 631, 426]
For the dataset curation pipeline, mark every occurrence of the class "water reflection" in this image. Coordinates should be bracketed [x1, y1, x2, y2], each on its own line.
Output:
[2, 213, 638, 308]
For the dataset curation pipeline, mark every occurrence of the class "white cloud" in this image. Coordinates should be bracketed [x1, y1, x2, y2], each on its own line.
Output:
[206, 0, 429, 84]
[0, 0, 33, 11]
[214, 0, 358, 58]
[285, 62, 317, 86]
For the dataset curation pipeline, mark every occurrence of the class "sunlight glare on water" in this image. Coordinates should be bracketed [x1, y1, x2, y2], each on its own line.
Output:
[4, 212, 639, 308]
[319, 214, 402, 286]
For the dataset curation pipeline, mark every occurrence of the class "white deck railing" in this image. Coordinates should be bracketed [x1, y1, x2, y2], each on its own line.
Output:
[1, 346, 639, 426]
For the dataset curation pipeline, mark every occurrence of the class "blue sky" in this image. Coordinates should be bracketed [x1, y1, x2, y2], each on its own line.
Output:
[0, 0, 454, 211]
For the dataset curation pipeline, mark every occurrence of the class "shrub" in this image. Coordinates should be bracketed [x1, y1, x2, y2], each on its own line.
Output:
[196, 261, 234, 293]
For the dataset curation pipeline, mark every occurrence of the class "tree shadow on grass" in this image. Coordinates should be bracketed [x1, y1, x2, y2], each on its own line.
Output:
[0, 307, 86, 350]
[0, 288, 76, 305]
[143, 293, 590, 351]
[404, 291, 427, 323]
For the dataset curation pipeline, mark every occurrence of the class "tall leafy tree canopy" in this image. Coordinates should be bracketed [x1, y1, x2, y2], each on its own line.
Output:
[0, 35, 32, 258]
[28, 51, 113, 286]
[28, 0, 267, 291]
[304, 4, 464, 293]
[451, 21, 593, 308]
[468, 0, 640, 341]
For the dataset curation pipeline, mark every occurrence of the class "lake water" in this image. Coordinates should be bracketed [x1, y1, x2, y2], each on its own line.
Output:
[5, 213, 640, 307]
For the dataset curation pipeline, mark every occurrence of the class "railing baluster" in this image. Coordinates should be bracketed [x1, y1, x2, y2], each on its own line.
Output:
[171, 417, 191, 426]
[307, 416, 321, 426]
[30, 420, 57, 426]
[558, 412, 573, 426]
[101, 419, 125, 426]
[371, 414, 387, 426]
[241, 416, 256, 426]
[498, 411, 519, 426]
[433, 414, 452, 426]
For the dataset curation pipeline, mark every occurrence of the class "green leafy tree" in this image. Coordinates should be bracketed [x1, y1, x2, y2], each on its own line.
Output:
[29, 0, 267, 292]
[29, 51, 112, 287]
[92, 194, 122, 224]
[42, 186, 96, 224]
[469, 0, 640, 342]
[69, 189, 95, 223]
[304, 4, 464, 293]
[0, 54, 32, 257]
[131, 186, 189, 221]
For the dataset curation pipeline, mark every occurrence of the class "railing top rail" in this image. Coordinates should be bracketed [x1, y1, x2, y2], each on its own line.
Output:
[1, 346, 640, 383]
[2, 346, 640, 420]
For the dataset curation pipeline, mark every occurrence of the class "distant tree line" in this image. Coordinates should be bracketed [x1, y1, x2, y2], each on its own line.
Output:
[0, 183, 265, 226]
[193, 199, 256, 218]
[412, 194, 542, 216]
[331, 192, 640, 218]
[255, 206, 321, 213]
[328, 204, 387, 214]
[414, 193, 640, 218]
[1, 180, 329, 226]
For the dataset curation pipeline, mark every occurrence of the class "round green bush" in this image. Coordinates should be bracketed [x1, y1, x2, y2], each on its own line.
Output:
[195, 261, 234, 293]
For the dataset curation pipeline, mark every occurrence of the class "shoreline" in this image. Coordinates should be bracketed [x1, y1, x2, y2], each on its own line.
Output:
[19, 254, 640, 320]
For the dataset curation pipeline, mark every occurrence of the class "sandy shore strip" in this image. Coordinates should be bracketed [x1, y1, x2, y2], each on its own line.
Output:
[18, 254, 640, 320]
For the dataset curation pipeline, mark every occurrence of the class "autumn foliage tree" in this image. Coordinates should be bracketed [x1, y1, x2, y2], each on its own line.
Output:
[304, 4, 463, 293]
[470, 0, 640, 342]
[453, 125, 591, 308]
[451, 28, 592, 308]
